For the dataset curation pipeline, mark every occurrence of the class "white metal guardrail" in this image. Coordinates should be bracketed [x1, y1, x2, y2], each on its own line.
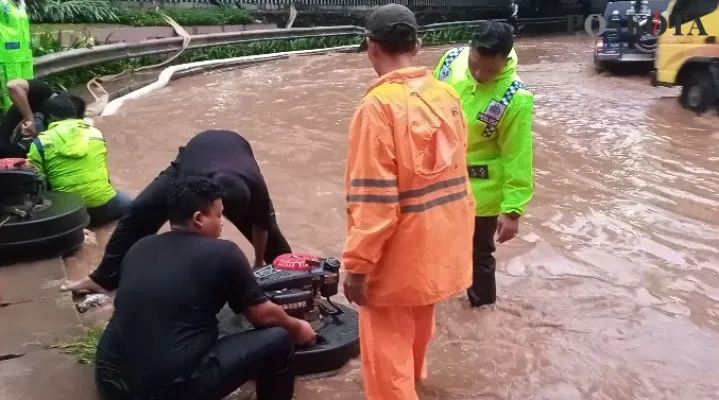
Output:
[33, 17, 568, 77]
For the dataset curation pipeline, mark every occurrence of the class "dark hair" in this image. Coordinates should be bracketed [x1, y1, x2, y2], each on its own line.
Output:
[167, 177, 223, 225]
[373, 38, 418, 56]
[42, 94, 78, 122]
[67, 94, 87, 118]
[470, 21, 514, 57]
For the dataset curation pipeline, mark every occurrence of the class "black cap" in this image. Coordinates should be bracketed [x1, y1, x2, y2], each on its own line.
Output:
[358, 4, 418, 52]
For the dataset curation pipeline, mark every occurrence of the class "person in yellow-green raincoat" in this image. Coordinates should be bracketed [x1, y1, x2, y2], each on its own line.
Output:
[26, 93, 133, 227]
[0, 0, 33, 111]
[433, 20, 535, 308]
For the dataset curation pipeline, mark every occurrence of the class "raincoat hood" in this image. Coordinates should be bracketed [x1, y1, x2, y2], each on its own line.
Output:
[44, 119, 93, 158]
[369, 67, 460, 176]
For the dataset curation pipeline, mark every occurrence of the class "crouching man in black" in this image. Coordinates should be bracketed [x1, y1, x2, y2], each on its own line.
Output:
[63, 129, 292, 294]
[95, 177, 316, 400]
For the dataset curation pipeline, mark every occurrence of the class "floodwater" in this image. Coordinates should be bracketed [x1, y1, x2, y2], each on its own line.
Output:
[66, 35, 719, 399]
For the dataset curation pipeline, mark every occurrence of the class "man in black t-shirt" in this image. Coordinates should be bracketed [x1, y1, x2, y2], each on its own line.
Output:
[95, 177, 316, 400]
[0, 79, 86, 158]
[62, 130, 293, 294]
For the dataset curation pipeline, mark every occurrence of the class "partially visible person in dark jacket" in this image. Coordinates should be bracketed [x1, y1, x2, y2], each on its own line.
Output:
[0, 79, 86, 158]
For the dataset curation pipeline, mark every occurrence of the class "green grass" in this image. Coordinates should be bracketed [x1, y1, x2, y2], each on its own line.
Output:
[50, 326, 104, 365]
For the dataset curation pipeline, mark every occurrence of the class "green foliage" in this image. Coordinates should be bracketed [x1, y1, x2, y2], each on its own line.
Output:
[28, 2, 254, 26]
[27, 0, 120, 24]
[32, 31, 92, 57]
[421, 27, 474, 46]
[113, 8, 254, 27]
[50, 326, 104, 365]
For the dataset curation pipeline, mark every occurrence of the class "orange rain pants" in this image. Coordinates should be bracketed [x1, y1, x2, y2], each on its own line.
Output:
[360, 304, 436, 400]
[343, 67, 474, 400]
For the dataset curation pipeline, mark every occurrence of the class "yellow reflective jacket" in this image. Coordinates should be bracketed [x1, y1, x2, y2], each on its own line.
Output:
[27, 119, 116, 208]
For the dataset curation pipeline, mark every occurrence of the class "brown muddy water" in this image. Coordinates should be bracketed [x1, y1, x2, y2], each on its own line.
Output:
[66, 35, 719, 399]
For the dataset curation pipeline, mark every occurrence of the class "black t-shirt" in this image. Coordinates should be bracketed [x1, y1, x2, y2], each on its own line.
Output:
[0, 79, 55, 142]
[97, 231, 268, 396]
[175, 130, 274, 229]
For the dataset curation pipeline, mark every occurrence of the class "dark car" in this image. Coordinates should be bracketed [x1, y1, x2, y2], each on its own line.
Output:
[594, 0, 670, 72]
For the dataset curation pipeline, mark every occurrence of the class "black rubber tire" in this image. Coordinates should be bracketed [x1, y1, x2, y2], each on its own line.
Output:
[217, 302, 360, 376]
[594, 58, 610, 74]
[0, 191, 89, 265]
[680, 68, 717, 114]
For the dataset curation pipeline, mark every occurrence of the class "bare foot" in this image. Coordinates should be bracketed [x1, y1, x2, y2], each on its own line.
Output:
[60, 276, 107, 294]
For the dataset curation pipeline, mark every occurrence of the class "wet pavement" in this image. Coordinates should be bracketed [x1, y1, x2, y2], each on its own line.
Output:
[0, 259, 96, 400]
[66, 34, 719, 399]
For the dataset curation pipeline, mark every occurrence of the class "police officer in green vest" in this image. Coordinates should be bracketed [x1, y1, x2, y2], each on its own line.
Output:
[0, 0, 34, 111]
[433, 21, 534, 308]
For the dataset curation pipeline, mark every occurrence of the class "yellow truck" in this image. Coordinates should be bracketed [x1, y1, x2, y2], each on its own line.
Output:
[651, 0, 719, 113]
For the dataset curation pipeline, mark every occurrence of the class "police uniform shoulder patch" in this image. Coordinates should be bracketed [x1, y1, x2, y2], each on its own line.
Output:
[476, 80, 527, 138]
[485, 100, 507, 122]
[438, 47, 464, 82]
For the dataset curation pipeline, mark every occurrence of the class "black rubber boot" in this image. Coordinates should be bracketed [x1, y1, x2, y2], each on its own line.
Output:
[467, 270, 496, 308]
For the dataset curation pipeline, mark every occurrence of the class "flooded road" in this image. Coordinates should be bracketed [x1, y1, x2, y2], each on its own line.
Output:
[68, 35, 719, 399]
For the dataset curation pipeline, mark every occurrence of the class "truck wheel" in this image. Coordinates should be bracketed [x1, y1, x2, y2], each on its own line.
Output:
[594, 61, 606, 74]
[680, 69, 716, 114]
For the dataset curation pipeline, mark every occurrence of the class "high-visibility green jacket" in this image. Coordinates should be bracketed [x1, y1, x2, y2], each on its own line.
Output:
[0, 0, 34, 111]
[27, 119, 117, 208]
[433, 47, 534, 217]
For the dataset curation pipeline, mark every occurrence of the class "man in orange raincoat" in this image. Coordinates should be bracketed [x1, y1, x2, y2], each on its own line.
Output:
[343, 4, 475, 399]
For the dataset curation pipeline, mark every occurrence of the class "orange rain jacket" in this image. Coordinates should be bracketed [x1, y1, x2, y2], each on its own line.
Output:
[342, 67, 475, 307]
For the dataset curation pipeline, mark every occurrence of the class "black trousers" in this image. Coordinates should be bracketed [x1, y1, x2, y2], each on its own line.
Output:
[467, 216, 498, 307]
[89, 165, 292, 291]
[96, 326, 296, 400]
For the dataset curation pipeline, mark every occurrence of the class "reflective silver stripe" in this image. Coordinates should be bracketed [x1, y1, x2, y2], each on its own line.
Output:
[438, 47, 463, 82]
[398, 176, 467, 200]
[346, 194, 399, 204]
[350, 178, 398, 188]
[348, 176, 467, 206]
[87, 127, 105, 140]
[400, 190, 468, 214]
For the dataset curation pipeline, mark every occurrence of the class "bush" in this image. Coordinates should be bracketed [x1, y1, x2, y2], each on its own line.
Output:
[29, 2, 254, 26]
[28, 0, 121, 24]
[114, 8, 254, 27]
